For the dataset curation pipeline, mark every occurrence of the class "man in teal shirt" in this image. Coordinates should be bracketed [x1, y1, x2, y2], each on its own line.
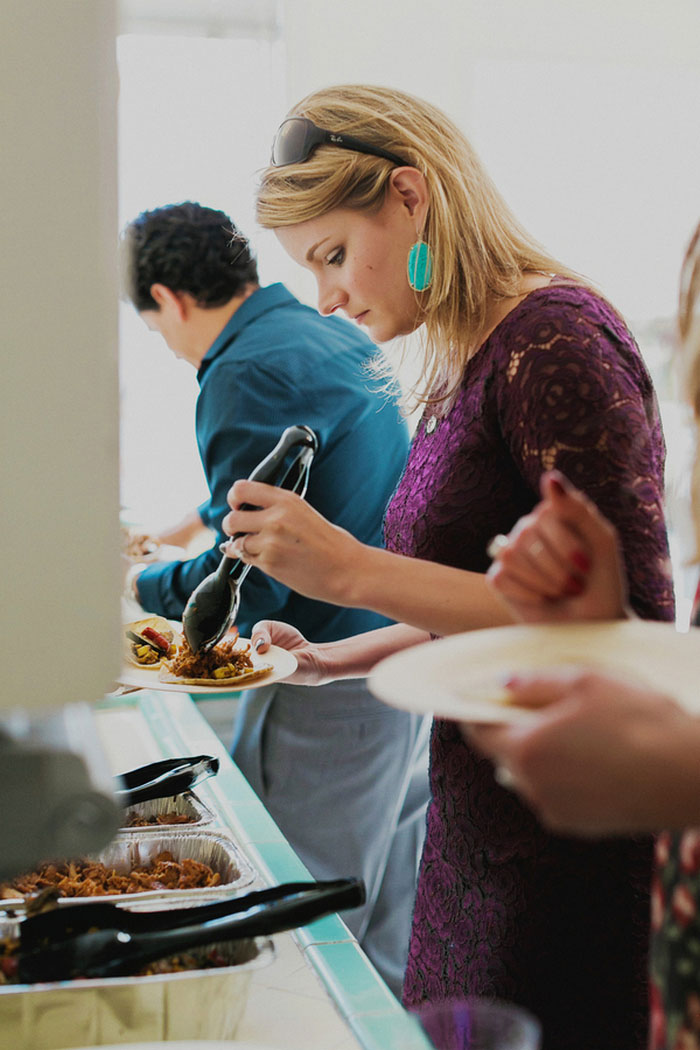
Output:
[121, 202, 429, 996]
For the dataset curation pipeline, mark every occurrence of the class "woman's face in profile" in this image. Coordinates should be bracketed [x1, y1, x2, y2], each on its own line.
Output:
[276, 190, 424, 344]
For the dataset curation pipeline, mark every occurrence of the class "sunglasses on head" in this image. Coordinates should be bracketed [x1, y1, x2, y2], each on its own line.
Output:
[271, 116, 409, 168]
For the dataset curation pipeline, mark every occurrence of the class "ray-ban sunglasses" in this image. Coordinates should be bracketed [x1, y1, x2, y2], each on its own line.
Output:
[271, 116, 408, 168]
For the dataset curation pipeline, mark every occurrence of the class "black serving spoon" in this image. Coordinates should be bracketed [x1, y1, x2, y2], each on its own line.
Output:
[114, 754, 220, 808]
[18, 877, 365, 983]
[181, 425, 318, 655]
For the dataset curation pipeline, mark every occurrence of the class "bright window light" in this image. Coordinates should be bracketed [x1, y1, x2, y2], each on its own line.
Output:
[117, 31, 284, 527]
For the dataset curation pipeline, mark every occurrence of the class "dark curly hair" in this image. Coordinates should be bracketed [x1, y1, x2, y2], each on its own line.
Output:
[122, 201, 259, 311]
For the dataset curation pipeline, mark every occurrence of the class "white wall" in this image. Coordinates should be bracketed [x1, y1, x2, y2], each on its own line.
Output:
[266, 0, 700, 327]
[117, 32, 285, 524]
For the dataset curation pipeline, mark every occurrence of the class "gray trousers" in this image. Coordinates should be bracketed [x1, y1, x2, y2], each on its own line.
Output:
[230, 678, 430, 998]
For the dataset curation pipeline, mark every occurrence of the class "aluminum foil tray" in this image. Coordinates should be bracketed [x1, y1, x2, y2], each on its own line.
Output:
[0, 913, 274, 1050]
[0, 830, 255, 911]
[120, 790, 214, 831]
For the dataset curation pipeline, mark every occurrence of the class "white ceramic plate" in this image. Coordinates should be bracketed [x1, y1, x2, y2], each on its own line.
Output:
[67, 1043, 283, 1049]
[117, 642, 297, 694]
[369, 619, 700, 724]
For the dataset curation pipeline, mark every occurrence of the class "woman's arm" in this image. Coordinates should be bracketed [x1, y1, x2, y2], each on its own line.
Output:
[251, 620, 433, 685]
[497, 293, 674, 623]
[222, 483, 514, 637]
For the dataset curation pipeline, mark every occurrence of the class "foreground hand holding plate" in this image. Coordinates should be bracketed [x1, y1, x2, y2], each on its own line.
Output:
[368, 620, 700, 724]
[68, 1043, 283, 1049]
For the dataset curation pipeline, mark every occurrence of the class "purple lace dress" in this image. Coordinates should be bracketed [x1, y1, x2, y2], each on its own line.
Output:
[384, 284, 675, 1050]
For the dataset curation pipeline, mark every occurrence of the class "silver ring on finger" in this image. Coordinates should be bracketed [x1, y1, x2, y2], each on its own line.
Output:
[494, 764, 518, 790]
[486, 533, 510, 560]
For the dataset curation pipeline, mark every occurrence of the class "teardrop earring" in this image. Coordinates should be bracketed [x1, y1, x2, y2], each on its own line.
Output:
[407, 240, 434, 292]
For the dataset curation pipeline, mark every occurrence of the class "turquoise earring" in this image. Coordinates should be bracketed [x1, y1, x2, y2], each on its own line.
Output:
[407, 240, 434, 292]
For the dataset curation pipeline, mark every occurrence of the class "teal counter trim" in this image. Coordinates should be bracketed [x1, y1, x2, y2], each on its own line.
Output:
[98, 691, 432, 1050]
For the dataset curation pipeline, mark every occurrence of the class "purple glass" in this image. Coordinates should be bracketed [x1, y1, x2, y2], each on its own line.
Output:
[413, 998, 542, 1050]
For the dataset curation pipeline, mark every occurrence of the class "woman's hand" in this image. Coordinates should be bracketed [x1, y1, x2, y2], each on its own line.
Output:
[465, 669, 700, 835]
[250, 620, 332, 686]
[251, 620, 433, 687]
[220, 483, 512, 639]
[221, 481, 367, 607]
[486, 471, 630, 624]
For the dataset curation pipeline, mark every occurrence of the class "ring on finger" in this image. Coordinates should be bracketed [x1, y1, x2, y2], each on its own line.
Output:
[529, 539, 544, 558]
[486, 533, 509, 560]
[225, 534, 253, 558]
[494, 764, 517, 790]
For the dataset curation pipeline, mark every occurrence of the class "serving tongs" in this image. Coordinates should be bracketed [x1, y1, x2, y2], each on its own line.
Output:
[18, 877, 365, 983]
[125, 629, 165, 655]
[115, 754, 220, 808]
[182, 424, 319, 654]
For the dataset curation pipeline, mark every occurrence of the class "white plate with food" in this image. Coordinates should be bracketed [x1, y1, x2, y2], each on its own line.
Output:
[67, 1043, 283, 1049]
[368, 619, 700, 724]
[118, 636, 297, 694]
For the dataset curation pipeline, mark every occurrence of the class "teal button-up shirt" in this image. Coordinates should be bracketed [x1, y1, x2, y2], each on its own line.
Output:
[136, 283, 409, 641]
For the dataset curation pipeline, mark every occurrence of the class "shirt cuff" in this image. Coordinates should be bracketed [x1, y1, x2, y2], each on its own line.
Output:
[124, 562, 147, 602]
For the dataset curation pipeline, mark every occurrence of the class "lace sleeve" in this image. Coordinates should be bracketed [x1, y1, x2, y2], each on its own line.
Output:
[497, 290, 674, 621]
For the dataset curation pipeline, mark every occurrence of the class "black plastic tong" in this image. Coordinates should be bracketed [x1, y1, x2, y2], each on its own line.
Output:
[18, 877, 365, 983]
[115, 755, 220, 808]
[181, 424, 318, 654]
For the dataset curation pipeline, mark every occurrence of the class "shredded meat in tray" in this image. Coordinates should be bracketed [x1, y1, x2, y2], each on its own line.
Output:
[124, 811, 195, 828]
[1, 851, 226, 899]
[0, 936, 241, 984]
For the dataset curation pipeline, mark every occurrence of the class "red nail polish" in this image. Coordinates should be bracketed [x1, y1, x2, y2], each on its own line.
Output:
[563, 575, 585, 596]
[570, 550, 591, 574]
[549, 476, 567, 496]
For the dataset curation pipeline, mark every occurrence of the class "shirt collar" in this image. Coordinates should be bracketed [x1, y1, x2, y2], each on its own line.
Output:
[199, 283, 296, 377]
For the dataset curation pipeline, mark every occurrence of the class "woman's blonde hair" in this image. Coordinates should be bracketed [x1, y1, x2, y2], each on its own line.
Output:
[256, 84, 581, 408]
[680, 221, 700, 557]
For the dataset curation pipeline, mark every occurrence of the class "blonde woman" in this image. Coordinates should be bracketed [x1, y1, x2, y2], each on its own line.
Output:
[221, 85, 674, 1049]
[471, 224, 700, 1050]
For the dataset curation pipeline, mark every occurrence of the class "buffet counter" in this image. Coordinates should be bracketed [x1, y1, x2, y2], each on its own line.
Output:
[89, 689, 432, 1050]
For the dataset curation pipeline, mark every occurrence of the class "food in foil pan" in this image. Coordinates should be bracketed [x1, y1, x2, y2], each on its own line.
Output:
[124, 810, 193, 828]
[140, 941, 258, 975]
[1, 851, 223, 899]
[0, 945, 272, 1050]
[0, 936, 18, 985]
[0, 831, 252, 906]
[0, 904, 272, 1050]
[121, 791, 212, 829]
[0, 931, 258, 985]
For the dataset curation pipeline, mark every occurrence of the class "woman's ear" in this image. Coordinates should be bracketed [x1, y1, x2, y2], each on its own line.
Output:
[388, 168, 429, 229]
